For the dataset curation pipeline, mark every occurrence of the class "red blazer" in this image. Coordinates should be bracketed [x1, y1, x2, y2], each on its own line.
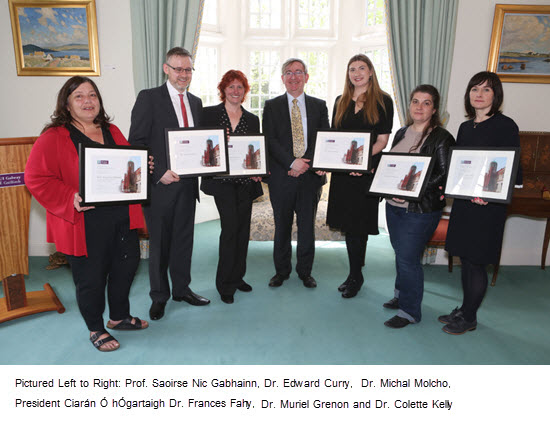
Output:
[25, 125, 144, 257]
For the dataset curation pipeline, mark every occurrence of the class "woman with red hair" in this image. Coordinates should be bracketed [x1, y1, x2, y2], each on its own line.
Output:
[201, 70, 262, 304]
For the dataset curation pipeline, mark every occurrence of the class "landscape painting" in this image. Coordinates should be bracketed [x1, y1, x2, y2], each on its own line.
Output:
[9, 0, 100, 76]
[487, 4, 550, 83]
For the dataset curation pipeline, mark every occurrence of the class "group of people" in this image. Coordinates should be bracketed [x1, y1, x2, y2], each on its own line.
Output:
[24, 46, 521, 352]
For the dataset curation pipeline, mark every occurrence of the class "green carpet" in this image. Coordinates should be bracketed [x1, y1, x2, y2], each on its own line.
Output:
[1, 220, 549, 365]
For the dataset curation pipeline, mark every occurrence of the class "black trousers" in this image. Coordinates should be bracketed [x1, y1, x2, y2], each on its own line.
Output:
[269, 178, 321, 277]
[66, 218, 140, 332]
[213, 183, 254, 296]
[144, 179, 196, 302]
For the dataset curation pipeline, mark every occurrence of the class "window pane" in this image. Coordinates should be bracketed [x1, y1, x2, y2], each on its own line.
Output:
[298, 0, 330, 29]
[193, 46, 219, 106]
[202, 0, 217, 26]
[362, 48, 393, 97]
[248, 50, 281, 117]
[249, 0, 281, 29]
[365, 0, 385, 26]
[297, 50, 328, 101]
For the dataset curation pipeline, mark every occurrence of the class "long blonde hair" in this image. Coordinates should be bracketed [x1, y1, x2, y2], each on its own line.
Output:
[333, 54, 388, 128]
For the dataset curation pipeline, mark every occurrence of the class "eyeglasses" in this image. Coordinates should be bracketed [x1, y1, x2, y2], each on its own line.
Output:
[283, 70, 305, 77]
[165, 63, 194, 74]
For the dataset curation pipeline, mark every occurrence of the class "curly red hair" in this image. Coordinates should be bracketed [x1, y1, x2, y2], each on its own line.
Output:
[218, 70, 250, 103]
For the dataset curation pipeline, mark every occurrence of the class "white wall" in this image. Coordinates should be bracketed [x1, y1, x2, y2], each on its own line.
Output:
[1, 0, 548, 264]
[0, 0, 217, 256]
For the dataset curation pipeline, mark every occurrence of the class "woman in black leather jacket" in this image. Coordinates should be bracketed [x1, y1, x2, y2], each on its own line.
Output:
[383, 85, 455, 329]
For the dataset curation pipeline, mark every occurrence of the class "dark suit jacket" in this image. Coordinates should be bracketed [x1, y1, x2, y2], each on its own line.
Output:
[128, 83, 203, 199]
[262, 93, 330, 188]
[200, 103, 263, 200]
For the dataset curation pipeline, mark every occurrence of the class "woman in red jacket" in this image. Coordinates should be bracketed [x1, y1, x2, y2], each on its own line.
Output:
[25, 77, 148, 352]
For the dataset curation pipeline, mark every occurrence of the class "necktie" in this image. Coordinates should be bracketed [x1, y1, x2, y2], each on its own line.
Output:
[178, 93, 189, 127]
[291, 99, 305, 158]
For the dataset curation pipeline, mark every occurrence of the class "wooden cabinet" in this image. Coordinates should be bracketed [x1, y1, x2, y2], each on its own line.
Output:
[503, 132, 550, 274]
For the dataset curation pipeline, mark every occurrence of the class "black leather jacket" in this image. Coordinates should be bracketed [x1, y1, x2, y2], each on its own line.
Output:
[391, 125, 455, 213]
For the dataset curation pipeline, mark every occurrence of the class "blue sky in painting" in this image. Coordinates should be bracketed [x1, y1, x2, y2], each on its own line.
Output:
[501, 14, 550, 54]
[17, 7, 88, 48]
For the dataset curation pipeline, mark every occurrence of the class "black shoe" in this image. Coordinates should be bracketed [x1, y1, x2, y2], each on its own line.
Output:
[341, 279, 363, 298]
[338, 276, 351, 292]
[442, 316, 477, 335]
[237, 281, 252, 292]
[383, 297, 399, 309]
[221, 294, 234, 304]
[269, 273, 289, 287]
[438, 307, 462, 325]
[173, 291, 210, 306]
[149, 301, 166, 320]
[384, 315, 412, 329]
[300, 275, 317, 288]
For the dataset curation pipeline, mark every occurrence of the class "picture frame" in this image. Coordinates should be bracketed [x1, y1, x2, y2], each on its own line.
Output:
[218, 134, 268, 178]
[312, 129, 372, 173]
[165, 127, 229, 178]
[445, 147, 521, 204]
[368, 153, 435, 202]
[79, 144, 150, 207]
[8, 0, 100, 76]
[487, 4, 550, 84]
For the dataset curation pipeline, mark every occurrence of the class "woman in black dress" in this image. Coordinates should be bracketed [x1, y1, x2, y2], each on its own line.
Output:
[327, 54, 394, 298]
[200, 70, 262, 304]
[442, 71, 522, 335]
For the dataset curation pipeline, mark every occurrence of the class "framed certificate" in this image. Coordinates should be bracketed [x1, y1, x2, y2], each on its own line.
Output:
[165, 127, 228, 177]
[369, 153, 435, 201]
[79, 144, 150, 206]
[445, 146, 520, 204]
[312, 129, 373, 173]
[220, 134, 268, 178]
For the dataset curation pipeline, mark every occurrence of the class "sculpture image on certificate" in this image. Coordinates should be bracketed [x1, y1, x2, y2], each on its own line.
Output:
[312, 130, 372, 173]
[79, 144, 149, 206]
[445, 147, 520, 204]
[165, 127, 228, 177]
[369, 153, 434, 201]
[221, 135, 268, 178]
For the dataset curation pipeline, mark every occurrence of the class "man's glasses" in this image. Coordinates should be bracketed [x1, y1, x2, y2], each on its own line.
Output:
[283, 70, 305, 77]
[166, 63, 194, 74]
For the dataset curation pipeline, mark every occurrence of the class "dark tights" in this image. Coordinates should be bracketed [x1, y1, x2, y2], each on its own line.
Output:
[345, 233, 367, 282]
[459, 257, 488, 322]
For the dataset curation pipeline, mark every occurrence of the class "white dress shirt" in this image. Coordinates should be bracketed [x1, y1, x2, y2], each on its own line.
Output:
[166, 81, 195, 127]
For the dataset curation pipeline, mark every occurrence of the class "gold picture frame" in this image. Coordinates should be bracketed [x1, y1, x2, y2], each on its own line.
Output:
[8, 0, 100, 76]
[487, 4, 550, 84]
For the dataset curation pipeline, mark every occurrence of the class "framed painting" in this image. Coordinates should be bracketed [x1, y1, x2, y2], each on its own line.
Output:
[445, 147, 521, 204]
[312, 129, 373, 173]
[218, 134, 269, 178]
[79, 144, 150, 207]
[487, 4, 550, 84]
[8, 0, 100, 76]
[165, 127, 229, 178]
[368, 153, 435, 202]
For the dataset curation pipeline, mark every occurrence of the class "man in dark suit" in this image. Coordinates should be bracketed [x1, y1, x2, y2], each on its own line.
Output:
[129, 47, 210, 321]
[262, 58, 330, 289]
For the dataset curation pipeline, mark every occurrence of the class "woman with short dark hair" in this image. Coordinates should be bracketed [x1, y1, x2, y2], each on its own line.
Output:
[442, 71, 522, 335]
